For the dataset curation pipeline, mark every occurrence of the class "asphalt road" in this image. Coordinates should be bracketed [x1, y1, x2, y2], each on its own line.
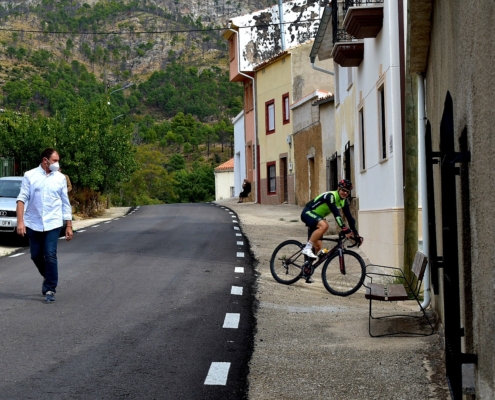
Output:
[0, 203, 255, 399]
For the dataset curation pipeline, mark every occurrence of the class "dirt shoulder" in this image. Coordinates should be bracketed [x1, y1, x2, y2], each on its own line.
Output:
[218, 199, 450, 400]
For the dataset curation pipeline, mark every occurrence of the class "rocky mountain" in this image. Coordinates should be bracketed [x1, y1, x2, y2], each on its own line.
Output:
[0, 0, 275, 86]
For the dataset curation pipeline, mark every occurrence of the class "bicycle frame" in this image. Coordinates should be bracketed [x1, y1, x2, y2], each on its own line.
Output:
[312, 233, 358, 266]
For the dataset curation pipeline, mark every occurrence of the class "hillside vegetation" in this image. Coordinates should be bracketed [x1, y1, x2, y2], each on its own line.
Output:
[0, 0, 270, 209]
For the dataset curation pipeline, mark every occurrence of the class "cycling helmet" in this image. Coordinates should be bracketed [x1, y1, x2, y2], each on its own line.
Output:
[338, 179, 353, 191]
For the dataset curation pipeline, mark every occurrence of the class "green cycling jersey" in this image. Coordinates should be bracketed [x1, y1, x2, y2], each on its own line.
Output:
[304, 190, 357, 233]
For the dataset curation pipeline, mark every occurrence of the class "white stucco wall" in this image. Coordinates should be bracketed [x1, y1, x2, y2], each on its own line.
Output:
[332, 1, 404, 267]
[233, 111, 246, 196]
[214, 171, 235, 201]
[354, 0, 403, 211]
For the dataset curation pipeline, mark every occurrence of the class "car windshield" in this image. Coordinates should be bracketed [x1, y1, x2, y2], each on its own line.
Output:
[0, 180, 21, 198]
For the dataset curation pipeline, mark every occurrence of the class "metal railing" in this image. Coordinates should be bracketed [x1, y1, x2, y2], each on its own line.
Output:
[332, 0, 357, 44]
[343, 0, 384, 13]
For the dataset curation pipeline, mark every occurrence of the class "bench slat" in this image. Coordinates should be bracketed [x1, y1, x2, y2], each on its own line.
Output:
[387, 284, 409, 301]
[365, 283, 386, 300]
[412, 251, 428, 280]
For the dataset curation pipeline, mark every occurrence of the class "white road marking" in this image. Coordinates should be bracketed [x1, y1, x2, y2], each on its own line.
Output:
[223, 313, 240, 329]
[235, 267, 244, 273]
[114, 218, 120, 220]
[236, 233, 242, 236]
[91, 225, 100, 228]
[9, 253, 25, 258]
[236, 252, 244, 257]
[77, 230, 86, 232]
[204, 362, 230, 385]
[59, 237, 65, 240]
[229, 212, 234, 214]
[104, 221, 111, 224]
[231, 215, 236, 218]
[232, 220, 238, 223]
[237, 241, 243, 245]
[231, 286, 243, 295]
[234, 226, 240, 230]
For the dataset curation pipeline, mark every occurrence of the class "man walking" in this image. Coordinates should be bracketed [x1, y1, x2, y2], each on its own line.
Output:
[16, 148, 73, 303]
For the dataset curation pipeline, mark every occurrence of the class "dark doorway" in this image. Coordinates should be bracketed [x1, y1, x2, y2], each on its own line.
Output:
[280, 157, 288, 203]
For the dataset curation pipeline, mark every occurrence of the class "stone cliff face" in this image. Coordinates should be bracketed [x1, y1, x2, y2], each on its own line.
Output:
[0, 0, 275, 84]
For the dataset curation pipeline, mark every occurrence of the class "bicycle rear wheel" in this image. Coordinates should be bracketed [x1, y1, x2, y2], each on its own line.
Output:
[270, 240, 304, 284]
[321, 250, 366, 296]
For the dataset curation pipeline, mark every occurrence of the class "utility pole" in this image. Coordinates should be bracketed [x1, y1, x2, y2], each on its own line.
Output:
[403, 0, 418, 281]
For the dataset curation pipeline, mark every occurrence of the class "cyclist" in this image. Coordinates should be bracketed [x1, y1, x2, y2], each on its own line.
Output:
[300, 179, 363, 263]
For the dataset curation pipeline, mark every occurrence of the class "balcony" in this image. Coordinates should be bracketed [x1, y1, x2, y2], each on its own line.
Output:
[332, 42, 364, 67]
[331, 0, 364, 67]
[343, 0, 384, 39]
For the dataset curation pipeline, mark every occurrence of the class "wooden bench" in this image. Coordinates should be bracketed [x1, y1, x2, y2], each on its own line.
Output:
[364, 251, 434, 337]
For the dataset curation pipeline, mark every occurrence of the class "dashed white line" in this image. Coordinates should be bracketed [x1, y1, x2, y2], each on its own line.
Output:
[236, 233, 242, 236]
[231, 286, 243, 295]
[232, 220, 238, 223]
[204, 362, 230, 385]
[235, 267, 244, 273]
[236, 252, 244, 258]
[9, 253, 25, 258]
[104, 221, 111, 224]
[234, 226, 240, 230]
[91, 225, 100, 228]
[77, 230, 86, 232]
[223, 313, 240, 329]
[229, 212, 234, 214]
[237, 241, 243, 245]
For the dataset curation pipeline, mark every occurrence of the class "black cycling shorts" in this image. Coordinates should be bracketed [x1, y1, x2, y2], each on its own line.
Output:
[301, 207, 323, 238]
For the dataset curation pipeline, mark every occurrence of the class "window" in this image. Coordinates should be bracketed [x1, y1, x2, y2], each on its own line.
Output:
[245, 82, 253, 112]
[265, 99, 275, 134]
[344, 141, 352, 182]
[359, 108, 366, 170]
[378, 86, 387, 160]
[267, 162, 276, 194]
[229, 37, 235, 61]
[326, 152, 338, 191]
[282, 93, 290, 124]
[334, 63, 340, 105]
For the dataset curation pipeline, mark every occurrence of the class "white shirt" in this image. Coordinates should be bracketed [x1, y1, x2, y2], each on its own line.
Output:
[17, 165, 72, 232]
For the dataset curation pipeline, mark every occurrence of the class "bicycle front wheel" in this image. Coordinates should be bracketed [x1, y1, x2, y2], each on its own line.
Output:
[270, 240, 304, 284]
[321, 250, 366, 296]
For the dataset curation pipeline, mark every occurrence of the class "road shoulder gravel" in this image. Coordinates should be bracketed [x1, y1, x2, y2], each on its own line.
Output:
[217, 199, 450, 400]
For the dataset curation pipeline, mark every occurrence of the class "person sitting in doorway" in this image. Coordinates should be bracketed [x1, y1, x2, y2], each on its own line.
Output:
[238, 179, 251, 203]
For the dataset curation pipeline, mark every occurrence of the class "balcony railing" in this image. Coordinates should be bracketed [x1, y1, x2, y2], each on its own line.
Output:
[332, 0, 356, 45]
[343, 0, 384, 14]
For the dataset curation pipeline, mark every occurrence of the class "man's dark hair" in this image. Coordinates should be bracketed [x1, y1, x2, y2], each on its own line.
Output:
[40, 148, 57, 162]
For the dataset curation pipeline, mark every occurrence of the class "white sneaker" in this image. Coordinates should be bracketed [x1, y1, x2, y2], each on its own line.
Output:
[302, 248, 317, 259]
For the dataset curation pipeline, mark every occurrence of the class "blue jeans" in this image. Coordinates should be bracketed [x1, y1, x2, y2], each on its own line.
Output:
[27, 227, 62, 294]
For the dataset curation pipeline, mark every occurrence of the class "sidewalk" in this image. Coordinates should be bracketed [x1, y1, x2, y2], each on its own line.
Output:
[216, 198, 450, 400]
[0, 207, 131, 258]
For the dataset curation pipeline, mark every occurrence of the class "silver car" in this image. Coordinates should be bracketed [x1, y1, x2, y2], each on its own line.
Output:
[0, 176, 23, 235]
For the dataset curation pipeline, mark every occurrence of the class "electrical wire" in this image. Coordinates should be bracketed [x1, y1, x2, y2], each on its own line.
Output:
[0, 18, 319, 36]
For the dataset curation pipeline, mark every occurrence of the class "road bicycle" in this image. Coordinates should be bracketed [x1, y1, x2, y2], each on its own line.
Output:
[270, 232, 366, 296]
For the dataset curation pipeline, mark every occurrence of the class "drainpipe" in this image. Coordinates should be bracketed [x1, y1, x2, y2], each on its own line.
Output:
[310, 56, 334, 76]
[227, 24, 259, 203]
[418, 73, 430, 309]
[279, 0, 286, 51]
